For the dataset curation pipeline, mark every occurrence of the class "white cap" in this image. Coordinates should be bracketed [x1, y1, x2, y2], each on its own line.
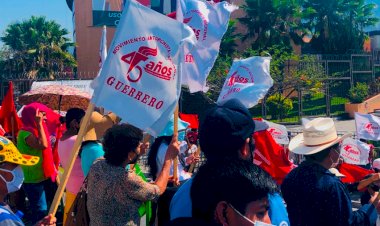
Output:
[373, 158, 380, 170]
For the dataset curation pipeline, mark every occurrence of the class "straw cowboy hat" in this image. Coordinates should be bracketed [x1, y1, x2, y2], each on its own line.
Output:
[289, 118, 351, 155]
[83, 111, 118, 141]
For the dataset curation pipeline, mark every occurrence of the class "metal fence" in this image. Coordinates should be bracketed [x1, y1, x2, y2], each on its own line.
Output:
[1, 52, 380, 118]
[248, 52, 380, 123]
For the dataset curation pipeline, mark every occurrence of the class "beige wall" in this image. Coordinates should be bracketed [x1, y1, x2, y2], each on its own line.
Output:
[75, 0, 124, 78]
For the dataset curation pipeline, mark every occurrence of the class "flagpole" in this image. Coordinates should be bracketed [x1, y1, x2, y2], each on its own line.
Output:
[10, 116, 15, 143]
[48, 103, 95, 216]
[173, 105, 179, 184]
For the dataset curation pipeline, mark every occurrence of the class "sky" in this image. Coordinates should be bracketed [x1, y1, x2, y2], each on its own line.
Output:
[0, 0, 73, 46]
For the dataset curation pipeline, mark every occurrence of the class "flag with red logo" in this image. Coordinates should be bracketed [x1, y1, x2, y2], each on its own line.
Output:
[264, 120, 289, 145]
[0, 81, 22, 136]
[217, 57, 273, 108]
[99, 25, 107, 68]
[253, 130, 295, 184]
[179, 113, 199, 129]
[91, 0, 196, 136]
[338, 162, 374, 183]
[177, 0, 237, 93]
[355, 112, 380, 140]
[340, 137, 370, 165]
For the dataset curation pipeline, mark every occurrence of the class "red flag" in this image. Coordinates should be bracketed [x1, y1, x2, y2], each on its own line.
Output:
[253, 130, 295, 184]
[338, 162, 374, 184]
[179, 113, 199, 129]
[0, 82, 22, 137]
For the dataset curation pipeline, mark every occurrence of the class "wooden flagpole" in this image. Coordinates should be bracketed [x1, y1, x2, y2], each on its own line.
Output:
[173, 105, 179, 184]
[48, 103, 95, 215]
[10, 116, 15, 143]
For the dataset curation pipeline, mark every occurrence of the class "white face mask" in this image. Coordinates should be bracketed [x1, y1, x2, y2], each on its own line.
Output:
[330, 148, 341, 168]
[0, 166, 24, 193]
[229, 204, 275, 226]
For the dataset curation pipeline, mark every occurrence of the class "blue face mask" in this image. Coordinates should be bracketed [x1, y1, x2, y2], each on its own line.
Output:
[178, 131, 186, 142]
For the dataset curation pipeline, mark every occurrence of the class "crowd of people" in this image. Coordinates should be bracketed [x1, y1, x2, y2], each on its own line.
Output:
[0, 99, 380, 226]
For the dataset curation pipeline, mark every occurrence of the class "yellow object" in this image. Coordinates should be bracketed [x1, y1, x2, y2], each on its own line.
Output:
[0, 136, 39, 166]
[83, 112, 118, 141]
[63, 191, 77, 225]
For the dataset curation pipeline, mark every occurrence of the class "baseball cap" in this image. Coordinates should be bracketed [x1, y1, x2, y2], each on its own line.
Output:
[199, 99, 255, 159]
[0, 136, 39, 166]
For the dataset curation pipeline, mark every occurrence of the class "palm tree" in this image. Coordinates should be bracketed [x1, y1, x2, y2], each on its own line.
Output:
[238, 0, 301, 50]
[298, 0, 379, 54]
[0, 16, 76, 79]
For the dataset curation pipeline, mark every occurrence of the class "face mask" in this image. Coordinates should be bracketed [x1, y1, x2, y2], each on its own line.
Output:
[330, 149, 341, 168]
[229, 204, 274, 226]
[0, 166, 24, 193]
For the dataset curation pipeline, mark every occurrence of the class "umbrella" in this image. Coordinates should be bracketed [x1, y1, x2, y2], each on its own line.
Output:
[18, 85, 91, 112]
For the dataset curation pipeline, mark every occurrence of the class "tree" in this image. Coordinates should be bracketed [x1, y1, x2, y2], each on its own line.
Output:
[0, 16, 76, 79]
[297, 0, 379, 54]
[238, 0, 301, 50]
[219, 20, 241, 57]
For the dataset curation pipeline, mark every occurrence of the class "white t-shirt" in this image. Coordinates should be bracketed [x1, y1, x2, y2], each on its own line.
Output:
[156, 141, 191, 182]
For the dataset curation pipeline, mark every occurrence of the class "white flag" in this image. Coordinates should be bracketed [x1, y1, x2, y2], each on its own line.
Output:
[99, 25, 107, 68]
[340, 137, 370, 165]
[217, 57, 273, 108]
[264, 120, 289, 145]
[177, 0, 237, 93]
[91, 0, 196, 136]
[355, 112, 380, 140]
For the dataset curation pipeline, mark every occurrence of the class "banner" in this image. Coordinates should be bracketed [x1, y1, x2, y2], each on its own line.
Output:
[355, 112, 380, 140]
[264, 120, 289, 145]
[253, 130, 295, 185]
[338, 162, 374, 184]
[177, 0, 237, 93]
[340, 137, 370, 165]
[91, 0, 196, 136]
[217, 57, 273, 108]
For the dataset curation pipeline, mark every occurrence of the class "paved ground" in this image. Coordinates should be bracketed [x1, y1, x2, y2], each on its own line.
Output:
[287, 119, 356, 133]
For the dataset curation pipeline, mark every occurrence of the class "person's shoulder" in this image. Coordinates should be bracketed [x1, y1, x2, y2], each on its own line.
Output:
[166, 217, 218, 226]
[0, 206, 23, 226]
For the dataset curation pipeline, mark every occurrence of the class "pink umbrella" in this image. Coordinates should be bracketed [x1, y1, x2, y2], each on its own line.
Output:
[18, 85, 91, 112]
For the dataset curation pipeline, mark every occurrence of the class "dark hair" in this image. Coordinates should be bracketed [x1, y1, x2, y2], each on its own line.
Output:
[65, 108, 85, 130]
[147, 136, 172, 180]
[103, 124, 143, 166]
[191, 160, 277, 222]
[199, 99, 255, 163]
[305, 143, 339, 162]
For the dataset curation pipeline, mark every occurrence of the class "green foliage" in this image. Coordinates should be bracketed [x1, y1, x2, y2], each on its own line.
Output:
[206, 54, 233, 102]
[348, 82, 369, 103]
[239, 0, 378, 54]
[0, 16, 76, 79]
[266, 93, 293, 120]
[296, 0, 379, 54]
[219, 20, 241, 57]
[239, 0, 301, 50]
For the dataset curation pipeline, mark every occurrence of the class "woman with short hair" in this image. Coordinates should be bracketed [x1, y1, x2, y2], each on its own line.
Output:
[87, 124, 180, 226]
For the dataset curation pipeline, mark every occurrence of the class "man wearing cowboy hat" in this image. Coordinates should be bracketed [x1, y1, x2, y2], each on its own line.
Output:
[282, 118, 378, 226]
